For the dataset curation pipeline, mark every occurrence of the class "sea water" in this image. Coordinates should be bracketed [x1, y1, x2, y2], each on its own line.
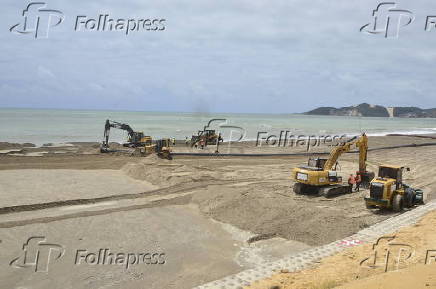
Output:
[1, 108, 436, 145]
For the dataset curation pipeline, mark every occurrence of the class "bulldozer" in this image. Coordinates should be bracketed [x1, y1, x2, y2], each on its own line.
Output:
[155, 138, 172, 160]
[364, 165, 424, 212]
[135, 138, 173, 159]
[292, 133, 374, 197]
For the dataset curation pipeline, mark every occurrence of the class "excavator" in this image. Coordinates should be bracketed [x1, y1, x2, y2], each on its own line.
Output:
[100, 119, 152, 152]
[292, 133, 374, 197]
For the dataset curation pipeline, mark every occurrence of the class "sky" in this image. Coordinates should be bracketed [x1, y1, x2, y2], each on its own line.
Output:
[1, 0, 436, 113]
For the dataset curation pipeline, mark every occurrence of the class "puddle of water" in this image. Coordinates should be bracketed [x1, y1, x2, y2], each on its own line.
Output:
[59, 201, 117, 211]
[210, 218, 311, 268]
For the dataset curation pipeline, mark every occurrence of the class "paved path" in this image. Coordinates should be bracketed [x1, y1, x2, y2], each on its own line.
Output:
[195, 201, 436, 289]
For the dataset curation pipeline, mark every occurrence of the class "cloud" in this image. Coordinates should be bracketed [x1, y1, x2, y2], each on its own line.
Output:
[1, 0, 436, 112]
[37, 65, 56, 79]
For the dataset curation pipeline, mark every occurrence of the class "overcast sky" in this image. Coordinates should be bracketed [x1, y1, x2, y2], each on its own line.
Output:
[1, 0, 436, 113]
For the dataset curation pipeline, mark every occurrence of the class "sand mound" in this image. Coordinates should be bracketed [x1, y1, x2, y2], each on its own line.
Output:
[121, 156, 219, 187]
[192, 184, 374, 246]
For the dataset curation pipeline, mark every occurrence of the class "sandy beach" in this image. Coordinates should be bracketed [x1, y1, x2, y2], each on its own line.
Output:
[0, 135, 435, 288]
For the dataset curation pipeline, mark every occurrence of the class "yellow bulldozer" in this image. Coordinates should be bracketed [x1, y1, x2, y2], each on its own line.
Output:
[139, 138, 173, 159]
[365, 165, 424, 211]
[292, 134, 374, 197]
[155, 138, 172, 160]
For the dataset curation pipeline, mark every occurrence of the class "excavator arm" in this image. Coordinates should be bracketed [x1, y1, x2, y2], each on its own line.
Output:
[105, 120, 134, 136]
[322, 134, 368, 172]
[101, 119, 146, 152]
[356, 134, 368, 174]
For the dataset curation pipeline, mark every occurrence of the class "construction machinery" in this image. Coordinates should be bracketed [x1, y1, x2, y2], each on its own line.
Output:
[190, 127, 223, 147]
[155, 138, 172, 160]
[101, 119, 152, 152]
[136, 138, 173, 159]
[364, 165, 424, 212]
[292, 134, 374, 197]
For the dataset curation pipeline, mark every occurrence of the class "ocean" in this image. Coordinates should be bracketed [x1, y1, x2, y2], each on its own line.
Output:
[1, 108, 436, 146]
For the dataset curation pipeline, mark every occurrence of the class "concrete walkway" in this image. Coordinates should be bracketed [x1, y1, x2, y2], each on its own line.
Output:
[195, 200, 436, 289]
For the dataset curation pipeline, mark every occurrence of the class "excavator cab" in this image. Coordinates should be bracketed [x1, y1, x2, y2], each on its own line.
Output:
[303, 158, 327, 171]
[128, 131, 143, 144]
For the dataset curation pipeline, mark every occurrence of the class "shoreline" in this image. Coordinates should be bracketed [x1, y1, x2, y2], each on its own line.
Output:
[2, 131, 436, 149]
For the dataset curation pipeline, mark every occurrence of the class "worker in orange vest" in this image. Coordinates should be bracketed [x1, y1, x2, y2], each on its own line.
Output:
[199, 137, 205, 149]
[348, 174, 356, 193]
[355, 174, 362, 192]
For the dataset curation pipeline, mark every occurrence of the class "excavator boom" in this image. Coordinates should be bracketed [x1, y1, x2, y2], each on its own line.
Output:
[323, 134, 368, 173]
[357, 134, 368, 173]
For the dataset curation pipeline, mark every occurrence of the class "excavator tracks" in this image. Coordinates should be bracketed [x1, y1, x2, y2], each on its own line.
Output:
[318, 185, 351, 198]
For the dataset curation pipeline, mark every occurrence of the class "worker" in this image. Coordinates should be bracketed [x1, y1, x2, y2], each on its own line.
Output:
[348, 174, 356, 193]
[199, 138, 205, 149]
[185, 137, 190, 147]
[355, 174, 362, 192]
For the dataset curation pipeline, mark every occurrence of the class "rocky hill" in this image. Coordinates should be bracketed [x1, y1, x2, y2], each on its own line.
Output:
[305, 103, 436, 118]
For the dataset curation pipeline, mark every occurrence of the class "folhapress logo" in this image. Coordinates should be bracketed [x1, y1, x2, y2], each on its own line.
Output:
[10, 237, 65, 272]
[360, 2, 414, 38]
[10, 2, 166, 39]
[360, 236, 414, 272]
[10, 2, 64, 39]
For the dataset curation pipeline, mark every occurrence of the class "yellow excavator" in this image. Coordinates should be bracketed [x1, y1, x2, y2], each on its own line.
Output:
[292, 134, 374, 197]
[100, 119, 152, 152]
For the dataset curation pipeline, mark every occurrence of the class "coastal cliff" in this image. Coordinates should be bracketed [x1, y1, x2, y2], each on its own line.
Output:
[305, 103, 436, 118]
